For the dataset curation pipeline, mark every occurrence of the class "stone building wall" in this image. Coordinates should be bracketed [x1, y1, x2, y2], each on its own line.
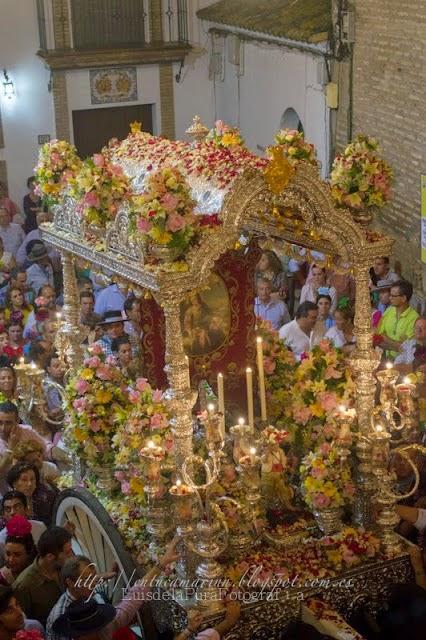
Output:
[351, 0, 426, 295]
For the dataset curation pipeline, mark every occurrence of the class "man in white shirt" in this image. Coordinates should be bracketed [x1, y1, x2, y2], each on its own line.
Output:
[94, 283, 128, 316]
[371, 256, 399, 287]
[279, 301, 318, 359]
[254, 278, 290, 330]
[0, 206, 25, 258]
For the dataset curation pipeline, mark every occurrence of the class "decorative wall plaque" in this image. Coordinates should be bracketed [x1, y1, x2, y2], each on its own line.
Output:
[90, 67, 137, 104]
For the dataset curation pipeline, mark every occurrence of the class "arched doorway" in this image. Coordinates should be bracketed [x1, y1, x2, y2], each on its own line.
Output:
[280, 107, 304, 133]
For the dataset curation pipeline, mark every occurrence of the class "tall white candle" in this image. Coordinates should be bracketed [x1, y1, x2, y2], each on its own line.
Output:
[246, 367, 254, 431]
[217, 372, 225, 438]
[256, 336, 267, 422]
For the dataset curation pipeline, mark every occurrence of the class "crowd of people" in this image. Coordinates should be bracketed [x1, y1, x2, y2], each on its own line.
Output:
[0, 181, 425, 639]
[254, 249, 426, 374]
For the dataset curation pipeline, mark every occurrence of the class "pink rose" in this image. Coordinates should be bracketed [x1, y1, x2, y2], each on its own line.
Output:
[84, 191, 100, 209]
[121, 481, 130, 495]
[136, 378, 150, 392]
[115, 470, 126, 481]
[165, 212, 186, 232]
[312, 493, 331, 509]
[318, 391, 338, 412]
[90, 343, 103, 355]
[75, 379, 90, 394]
[324, 366, 342, 380]
[150, 413, 166, 429]
[137, 217, 152, 233]
[318, 339, 331, 353]
[108, 163, 123, 176]
[215, 120, 225, 135]
[161, 193, 179, 211]
[86, 356, 101, 368]
[96, 365, 113, 381]
[319, 442, 332, 456]
[90, 420, 101, 432]
[152, 389, 163, 403]
[105, 355, 116, 365]
[128, 389, 141, 404]
[93, 154, 105, 167]
[72, 398, 87, 412]
[294, 406, 312, 425]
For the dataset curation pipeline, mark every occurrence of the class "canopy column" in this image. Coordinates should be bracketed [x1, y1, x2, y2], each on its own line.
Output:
[58, 251, 83, 372]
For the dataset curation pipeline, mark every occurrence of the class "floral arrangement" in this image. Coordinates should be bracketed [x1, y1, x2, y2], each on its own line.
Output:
[273, 129, 318, 166]
[111, 132, 267, 192]
[225, 526, 380, 587]
[34, 139, 82, 206]
[260, 425, 289, 446]
[130, 166, 199, 254]
[206, 120, 245, 148]
[258, 322, 296, 431]
[65, 344, 129, 467]
[300, 443, 355, 510]
[13, 631, 45, 640]
[330, 135, 393, 210]
[113, 377, 172, 503]
[290, 340, 355, 453]
[69, 153, 131, 226]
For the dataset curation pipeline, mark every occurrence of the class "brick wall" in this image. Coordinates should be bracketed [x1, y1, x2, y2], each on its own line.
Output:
[52, 71, 71, 141]
[52, 0, 71, 48]
[159, 63, 176, 139]
[351, 0, 426, 293]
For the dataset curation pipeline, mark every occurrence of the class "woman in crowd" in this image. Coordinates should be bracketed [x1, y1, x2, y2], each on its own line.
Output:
[0, 237, 16, 294]
[0, 366, 17, 403]
[5, 286, 32, 325]
[0, 515, 37, 585]
[311, 294, 335, 346]
[300, 264, 337, 314]
[255, 249, 289, 301]
[325, 306, 356, 354]
[13, 440, 59, 485]
[3, 323, 25, 361]
[6, 462, 56, 526]
[112, 334, 140, 380]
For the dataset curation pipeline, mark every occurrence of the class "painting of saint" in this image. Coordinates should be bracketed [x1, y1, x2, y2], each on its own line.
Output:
[181, 273, 231, 357]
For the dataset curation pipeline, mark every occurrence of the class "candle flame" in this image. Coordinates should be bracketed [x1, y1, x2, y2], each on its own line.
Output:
[30, 362, 37, 370]
[249, 447, 256, 455]
[256, 336, 263, 344]
[403, 376, 411, 384]
[147, 440, 155, 449]
[376, 424, 383, 433]
[238, 417, 245, 426]
[385, 362, 393, 370]
[176, 479, 182, 487]
[246, 367, 252, 373]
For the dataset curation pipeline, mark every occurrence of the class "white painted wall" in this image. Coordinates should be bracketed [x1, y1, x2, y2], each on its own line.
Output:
[65, 65, 162, 143]
[0, 0, 55, 208]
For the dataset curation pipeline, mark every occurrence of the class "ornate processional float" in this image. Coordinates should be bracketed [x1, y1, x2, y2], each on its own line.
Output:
[35, 121, 422, 638]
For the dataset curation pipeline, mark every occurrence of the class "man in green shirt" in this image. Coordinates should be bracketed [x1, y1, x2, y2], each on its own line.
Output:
[378, 280, 419, 359]
[13, 526, 73, 627]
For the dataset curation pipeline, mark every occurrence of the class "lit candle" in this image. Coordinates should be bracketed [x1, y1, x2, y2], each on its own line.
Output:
[386, 362, 393, 370]
[249, 446, 257, 464]
[217, 372, 225, 438]
[246, 367, 254, 431]
[238, 417, 245, 427]
[207, 403, 215, 417]
[256, 337, 267, 422]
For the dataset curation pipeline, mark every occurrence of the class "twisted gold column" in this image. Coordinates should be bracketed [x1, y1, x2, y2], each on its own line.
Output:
[160, 298, 194, 470]
[59, 251, 83, 373]
[350, 261, 379, 526]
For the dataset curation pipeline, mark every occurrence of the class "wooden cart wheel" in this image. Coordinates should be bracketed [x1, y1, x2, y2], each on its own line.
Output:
[54, 487, 141, 604]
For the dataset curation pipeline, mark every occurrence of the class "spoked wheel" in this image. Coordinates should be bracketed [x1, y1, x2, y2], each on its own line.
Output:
[54, 487, 140, 604]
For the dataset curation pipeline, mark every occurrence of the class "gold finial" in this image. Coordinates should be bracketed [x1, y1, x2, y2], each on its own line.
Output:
[130, 121, 142, 134]
[264, 146, 295, 194]
[186, 115, 209, 144]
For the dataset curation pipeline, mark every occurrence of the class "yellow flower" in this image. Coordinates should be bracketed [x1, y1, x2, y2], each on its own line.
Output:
[80, 368, 94, 380]
[221, 133, 239, 147]
[73, 427, 86, 443]
[129, 477, 145, 495]
[95, 389, 112, 404]
[310, 403, 324, 418]
[149, 226, 172, 245]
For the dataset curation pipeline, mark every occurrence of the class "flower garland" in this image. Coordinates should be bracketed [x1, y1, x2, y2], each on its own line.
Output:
[206, 120, 245, 148]
[330, 135, 393, 210]
[111, 132, 267, 192]
[300, 443, 355, 510]
[69, 153, 132, 226]
[273, 129, 318, 166]
[130, 166, 199, 252]
[65, 344, 129, 467]
[113, 377, 172, 504]
[225, 527, 380, 587]
[34, 139, 82, 206]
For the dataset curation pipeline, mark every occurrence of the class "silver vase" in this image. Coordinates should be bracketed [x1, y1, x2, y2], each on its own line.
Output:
[313, 507, 343, 535]
[148, 244, 182, 263]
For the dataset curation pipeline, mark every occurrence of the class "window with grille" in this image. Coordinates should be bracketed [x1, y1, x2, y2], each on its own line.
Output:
[70, 0, 148, 49]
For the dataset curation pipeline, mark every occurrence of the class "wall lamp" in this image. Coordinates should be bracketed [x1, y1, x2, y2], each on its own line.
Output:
[3, 69, 15, 99]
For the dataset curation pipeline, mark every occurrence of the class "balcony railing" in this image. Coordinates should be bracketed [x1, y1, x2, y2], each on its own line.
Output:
[37, 0, 189, 52]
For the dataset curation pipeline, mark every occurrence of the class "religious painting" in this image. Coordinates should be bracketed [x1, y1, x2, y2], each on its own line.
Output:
[180, 273, 231, 357]
[90, 67, 137, 104]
